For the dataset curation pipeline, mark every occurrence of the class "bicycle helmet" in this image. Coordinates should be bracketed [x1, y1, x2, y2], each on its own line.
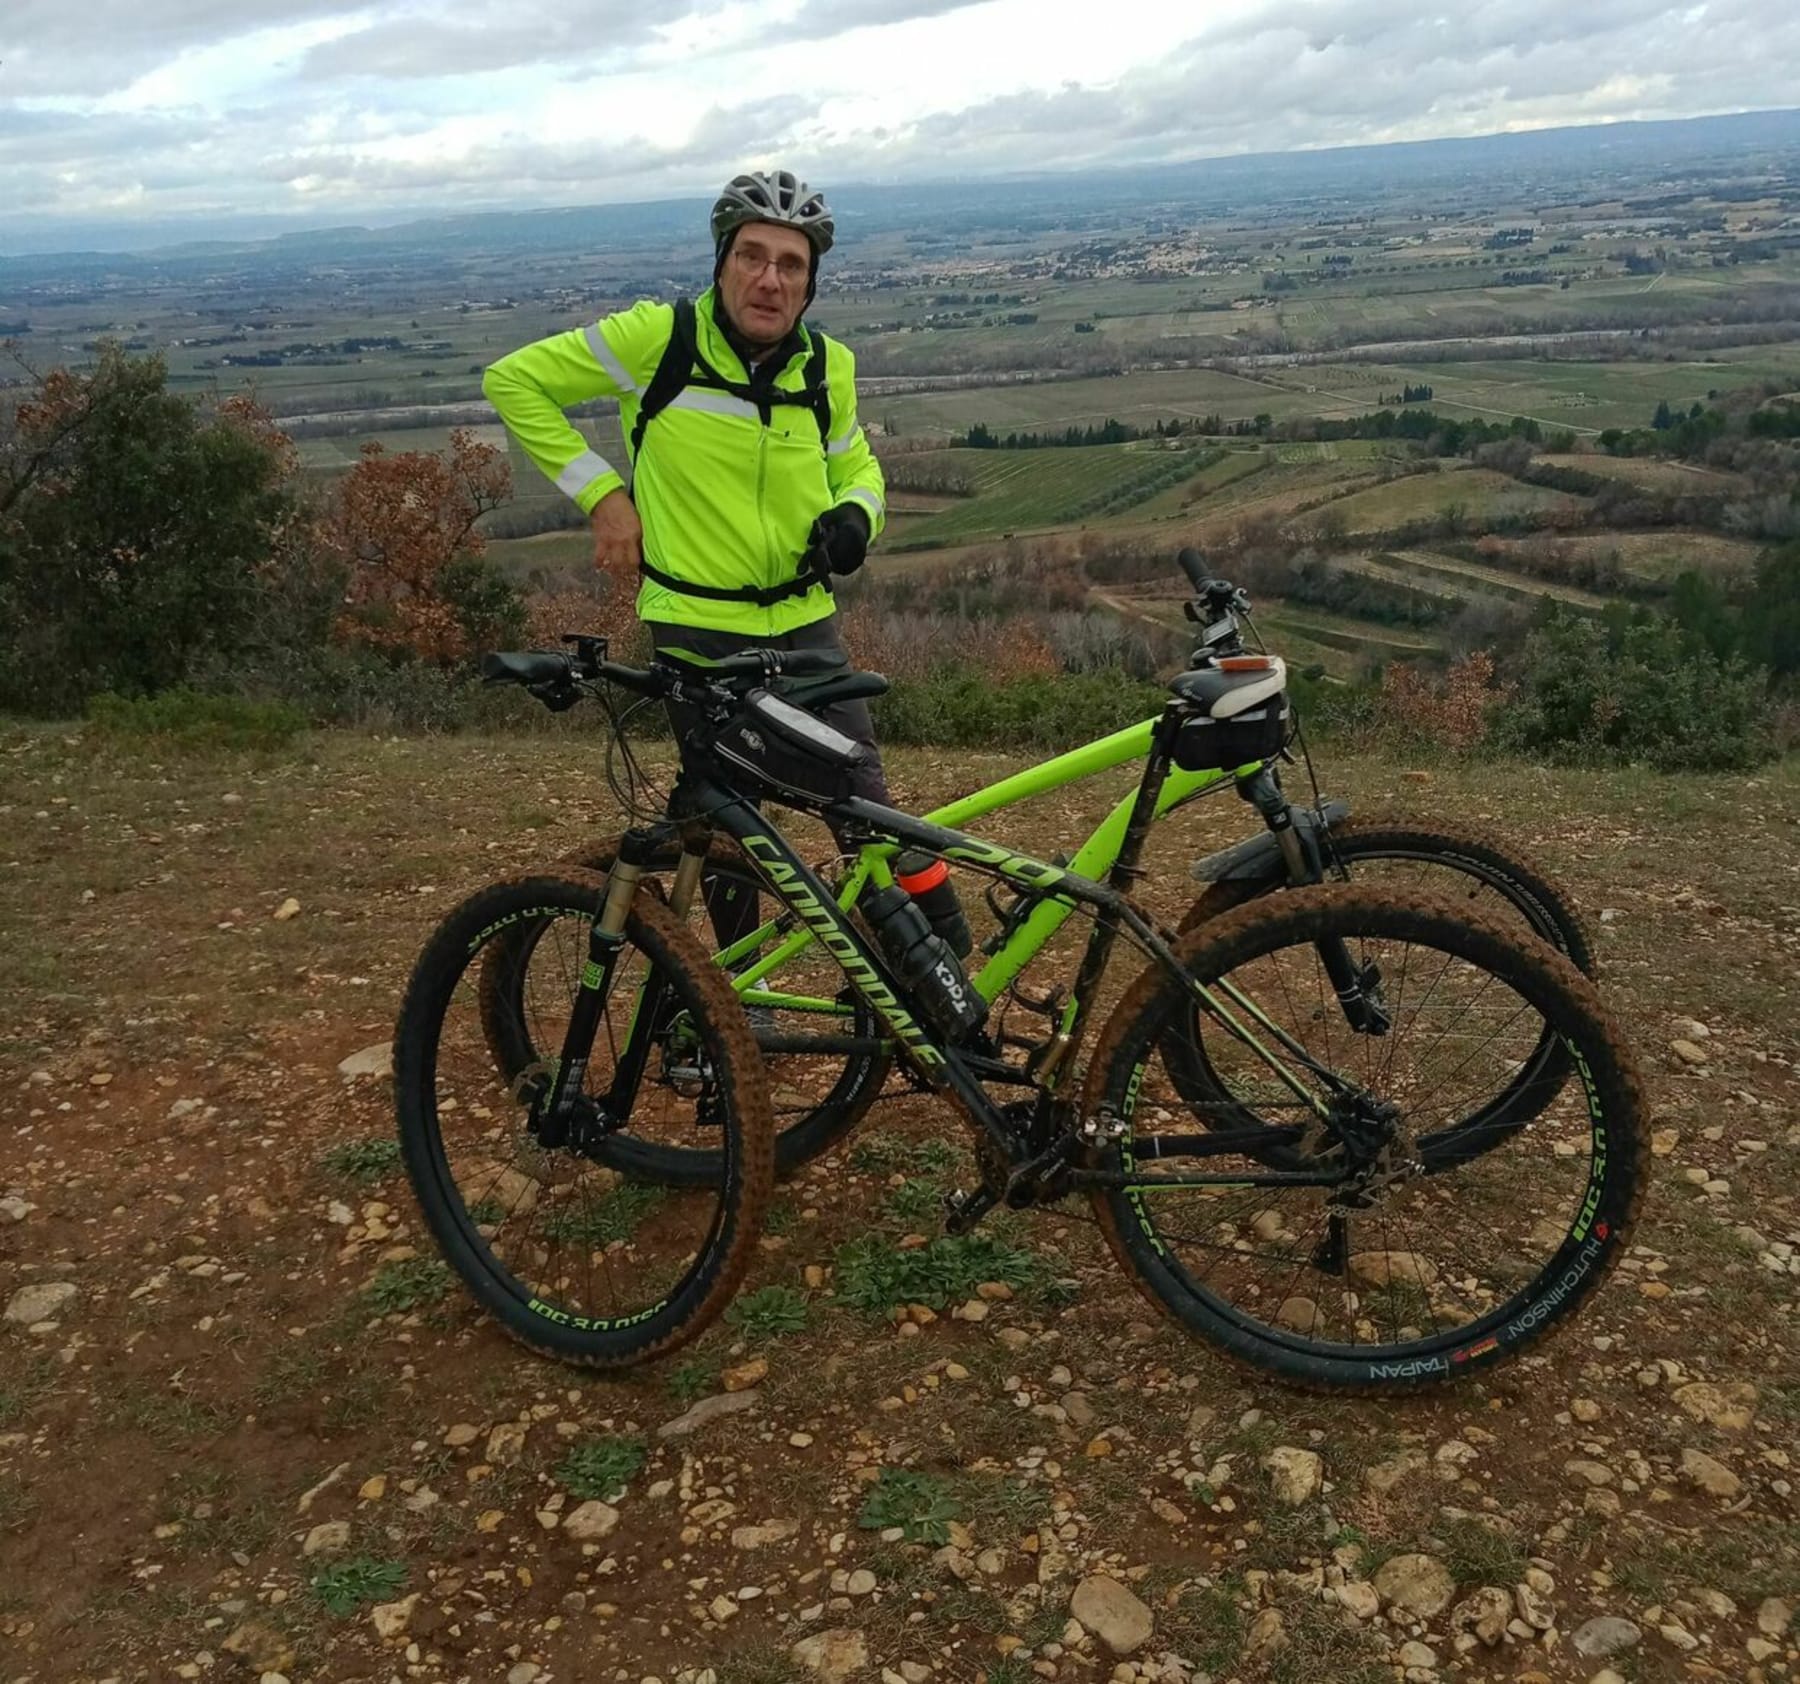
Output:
[710, 170, 835, 256]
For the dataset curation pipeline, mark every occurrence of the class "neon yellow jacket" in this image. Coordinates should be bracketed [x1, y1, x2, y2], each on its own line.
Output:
[482, 289, 886, 636]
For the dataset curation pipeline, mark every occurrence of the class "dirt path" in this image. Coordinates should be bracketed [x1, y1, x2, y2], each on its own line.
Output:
[1, 729, 1796, 1684]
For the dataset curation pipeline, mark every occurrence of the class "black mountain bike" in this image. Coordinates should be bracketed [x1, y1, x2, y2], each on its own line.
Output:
[394, 553, 1647, 1387]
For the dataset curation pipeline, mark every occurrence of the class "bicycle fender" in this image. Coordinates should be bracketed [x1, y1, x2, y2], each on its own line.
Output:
[1188, 800, 1351, 883]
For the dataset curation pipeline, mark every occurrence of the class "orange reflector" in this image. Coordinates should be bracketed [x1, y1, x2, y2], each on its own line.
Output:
[1218, 656, 1274, 671]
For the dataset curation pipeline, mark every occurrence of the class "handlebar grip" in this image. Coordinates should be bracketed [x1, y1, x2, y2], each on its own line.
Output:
[482, 650, 573, 687]
[1176, 548, 1211, 592]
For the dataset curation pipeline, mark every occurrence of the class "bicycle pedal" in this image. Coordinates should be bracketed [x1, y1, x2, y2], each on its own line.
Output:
[943, 1185, 996, 1236]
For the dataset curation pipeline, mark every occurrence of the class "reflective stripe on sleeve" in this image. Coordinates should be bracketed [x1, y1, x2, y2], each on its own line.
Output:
[668, 389, 761, 423]
[825, 424, 864, 457]
[582, 324, 636, 393]
[556, 449, 615, 497]
[841, 485, 885, 523]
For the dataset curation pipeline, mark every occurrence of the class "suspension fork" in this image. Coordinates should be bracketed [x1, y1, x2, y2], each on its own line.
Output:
[537, 829, 669, 1144]
[1236, 766, 1389, 1036]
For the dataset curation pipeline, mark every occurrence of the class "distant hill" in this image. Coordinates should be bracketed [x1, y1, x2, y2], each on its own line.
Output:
[5, 105, 1799, 271]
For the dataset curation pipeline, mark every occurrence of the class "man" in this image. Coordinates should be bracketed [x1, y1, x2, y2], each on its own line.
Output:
[484, 168, 968, 951]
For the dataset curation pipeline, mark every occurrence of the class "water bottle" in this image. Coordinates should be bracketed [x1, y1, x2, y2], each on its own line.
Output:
[895, 850, 973, 957]
[862, 884, 987, 1043]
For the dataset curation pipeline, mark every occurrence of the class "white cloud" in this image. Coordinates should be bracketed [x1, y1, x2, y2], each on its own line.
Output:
[1, 0, 1796, 241]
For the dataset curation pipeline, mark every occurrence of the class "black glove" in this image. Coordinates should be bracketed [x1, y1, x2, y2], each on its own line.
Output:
[808, 503, 871, 580]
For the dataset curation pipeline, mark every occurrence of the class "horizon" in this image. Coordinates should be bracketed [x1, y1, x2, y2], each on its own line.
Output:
[6, 0, 1800, 255]
[5, 103, 1799, 263]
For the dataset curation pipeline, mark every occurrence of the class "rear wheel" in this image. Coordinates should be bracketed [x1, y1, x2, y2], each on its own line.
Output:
[397, 873, 773, 1368]
[1088, 885, 1646, 1391]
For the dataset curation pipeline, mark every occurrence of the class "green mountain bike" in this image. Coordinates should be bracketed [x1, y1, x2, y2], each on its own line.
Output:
[394, 552, 1646, 1386]
[502, 554, 1593, 1187]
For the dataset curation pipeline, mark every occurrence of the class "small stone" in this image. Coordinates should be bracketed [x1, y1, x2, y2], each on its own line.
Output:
[444, 1422, 480, 1447]
[1563, 1459, 1614, 1487]
[358, 1475, 388, 1501]
[1244, 1607, 1288, 1663]
[659, 1390, 759, 1438]
[959, 1298, 989, 1322]
[1670, 1039, 1708, 1066]
[1366, 1450, 1427, 1493]
[1372, 1554, 1456, 1620]
[1062, 1392, 1097, 1428]
[1336, 1581, 1381, 1621]
[1348, 1250, 1438, 1288]
[337, 1042, 392, 1079]
[1274, 1296, 1322, 1332]
[1673, 1381, 1758, 1432]
[1262, 1446, 1322, 1506]
[1571, 1617, 1642, 1659]
[301, 1521, 351, 1557]
[507, 1665, 541, 1684]
[562, 1500, 620, 1541]
[486, 1420, 528, 1465]
[1451, 1587, 1513, 1646]
[1658, 1623, 1699, 1653]
[791, 1628, 871, 1682]
[732, 1519, 798, 1550]
[722, 1358, 768, 1392]
[221, 1621, 296, 1675]
[1756, 1597, 1793, 1636]
[1070, 1576, 1154, 1656]
[996, 1328, 1031, 1353]
[274, 897, 302, 921]
[845, 1569, 877, 1596]
[1398, 1640, 1438, 1668]
[370, 1594, 419, 1639]
[0, 1196, 33, 1222]
[709, 1594, 739, 1621]
[4, 1282, 76, 1324]
[1571, 1398, 1602, 1423]
[1680, 1447, 1742, 1499]
[1515, 1581, 1555, 1631]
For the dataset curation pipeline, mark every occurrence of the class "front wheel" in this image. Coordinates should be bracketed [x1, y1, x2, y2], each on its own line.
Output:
[1086, 885, 1647, 1391]
[396, 873, 773, 1368]
[1168, 816, 1594, 1160]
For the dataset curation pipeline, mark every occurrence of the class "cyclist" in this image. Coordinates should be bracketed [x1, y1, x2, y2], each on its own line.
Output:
[483, 168, 968, 951]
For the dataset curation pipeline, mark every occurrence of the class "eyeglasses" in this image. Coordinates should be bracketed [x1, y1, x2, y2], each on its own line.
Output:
[729, 246, 810, 286]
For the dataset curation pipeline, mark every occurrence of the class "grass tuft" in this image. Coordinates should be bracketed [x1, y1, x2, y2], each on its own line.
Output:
[858, 1466, 961, 1545]
[834, 1232, 1047, 1313]
[556, 1435, 646, 1502]
[309, 1556, 407, 1616]
[320, 1137, 401, 1184]
[364, 1258, 452, 1315]
[725, 1284, 810, 1339]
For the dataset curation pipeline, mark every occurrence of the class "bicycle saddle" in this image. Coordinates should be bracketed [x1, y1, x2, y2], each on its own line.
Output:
[1169, 657, 1287, 719]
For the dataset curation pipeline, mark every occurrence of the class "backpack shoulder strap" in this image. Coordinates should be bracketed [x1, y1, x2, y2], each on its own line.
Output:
[802, 325, 833, 448]
[629, 298, 696, 461]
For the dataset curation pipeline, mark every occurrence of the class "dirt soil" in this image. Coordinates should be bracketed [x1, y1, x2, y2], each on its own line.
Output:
[1, 726, 1796, 1684]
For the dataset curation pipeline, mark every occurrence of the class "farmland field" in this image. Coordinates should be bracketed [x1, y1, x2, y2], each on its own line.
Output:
[1320, 465, 1584, 533]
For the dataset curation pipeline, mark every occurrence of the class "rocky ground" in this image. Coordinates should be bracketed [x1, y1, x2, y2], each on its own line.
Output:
[1, 725, 1796, 1684]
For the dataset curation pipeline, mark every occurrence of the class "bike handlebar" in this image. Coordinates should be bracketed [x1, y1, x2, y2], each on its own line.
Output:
[481, 639, 847, 709]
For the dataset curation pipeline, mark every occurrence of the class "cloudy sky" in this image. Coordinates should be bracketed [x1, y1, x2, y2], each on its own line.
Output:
[3, 0, 1797, 248]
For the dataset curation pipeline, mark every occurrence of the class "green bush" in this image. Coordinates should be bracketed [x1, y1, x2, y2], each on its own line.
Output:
[1493, 606, 1775, 772]
[85, 689, 309, 752]
[873, 667, 1167, 749]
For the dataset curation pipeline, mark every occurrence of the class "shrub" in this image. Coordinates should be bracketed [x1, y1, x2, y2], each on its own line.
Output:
[1492, 606, 1774, 772]
[85, 689, 308, 753]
